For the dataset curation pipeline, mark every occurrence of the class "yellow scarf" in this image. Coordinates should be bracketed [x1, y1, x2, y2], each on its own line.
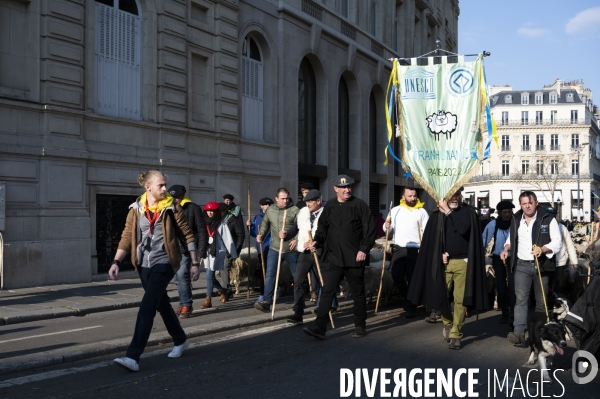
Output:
[179, 194, 192, 207]
[399, 198, 425, 209]
[139, 192, 173, 214]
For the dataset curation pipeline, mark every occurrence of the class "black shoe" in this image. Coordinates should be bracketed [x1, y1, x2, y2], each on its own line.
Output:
[303, 325, 326, 340]
[405, 310, 416, 319]
[254, 301, 270, 313]
[352, 326, 367, 338]
[287, 313, 303, 325]
[507, 332, 527, 348]
[500, 314, 509, 324]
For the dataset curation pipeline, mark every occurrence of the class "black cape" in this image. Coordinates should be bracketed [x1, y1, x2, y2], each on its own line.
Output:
[407, 204, 489, 312]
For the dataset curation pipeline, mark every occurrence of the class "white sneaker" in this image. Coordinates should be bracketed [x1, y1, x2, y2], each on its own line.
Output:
[114, 357, 139, 371]
[168, 340, 190, 358]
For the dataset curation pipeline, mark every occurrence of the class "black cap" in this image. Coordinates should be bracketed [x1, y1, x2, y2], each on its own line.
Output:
[223, 194, 234, 201]
[218, 202, 229, 212]
[333, 174, 354, 187]
[496, 200, 515, 211]
[168, 185, 186, 197]
[304, 189, 322, 202]
[259, 197, 274, 206]
[300, 182, 315, 190]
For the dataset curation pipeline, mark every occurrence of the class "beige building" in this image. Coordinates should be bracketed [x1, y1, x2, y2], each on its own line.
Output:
[0, 0, 459, 288]
[464, 79, 600, 222]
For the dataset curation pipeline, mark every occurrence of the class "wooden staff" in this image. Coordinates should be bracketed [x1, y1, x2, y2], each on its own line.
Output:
[375, 202, 393, 313]
[307, 231, 335, 328]
[259, 241, 266, 281]
[417, 220, 422, 245]
[271, 209, 287, 320]
[246, 185, 251, 299]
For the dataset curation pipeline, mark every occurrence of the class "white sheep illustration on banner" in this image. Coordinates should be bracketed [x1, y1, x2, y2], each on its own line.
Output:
[425, 110, 458, 141]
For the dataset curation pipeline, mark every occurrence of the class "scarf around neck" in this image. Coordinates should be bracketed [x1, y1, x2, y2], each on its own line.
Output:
[139, 192, 173, 214]
[399, 198, 425, 209]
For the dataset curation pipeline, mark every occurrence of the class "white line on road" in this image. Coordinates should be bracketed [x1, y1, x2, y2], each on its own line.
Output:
[0, 320, 310, 388]
[0, 326, 103, 344]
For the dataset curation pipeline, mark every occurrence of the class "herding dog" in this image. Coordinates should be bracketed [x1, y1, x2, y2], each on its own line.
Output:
[527, 312, 568, 382]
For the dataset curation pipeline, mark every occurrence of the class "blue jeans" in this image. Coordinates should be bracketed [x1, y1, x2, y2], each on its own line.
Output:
[174, 253, 192, 306]
[206, 268, 224, 296]
[513, 259, 550, 335]
[263, 249, 299, 304]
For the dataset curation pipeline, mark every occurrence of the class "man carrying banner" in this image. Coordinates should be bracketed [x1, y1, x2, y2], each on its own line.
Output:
[407, 188, 488, 350]
[384, 185, 429, 318]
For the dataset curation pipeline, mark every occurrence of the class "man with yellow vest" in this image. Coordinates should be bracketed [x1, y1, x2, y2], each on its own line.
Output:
[384, 186, 429, 318]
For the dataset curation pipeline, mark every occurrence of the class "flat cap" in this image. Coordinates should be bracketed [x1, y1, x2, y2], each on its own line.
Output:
[259, 197, 274, 206]
[333, 174, 354, 187]
[304, 189, 322, 202]
[168, 184, 186, 197]
[496, 200, 515, 211]
[300, 182, 315, 190]
[223, 194, 234, 201]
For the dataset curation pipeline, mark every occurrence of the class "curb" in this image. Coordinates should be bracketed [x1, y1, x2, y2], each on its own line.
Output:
[0, 302, 354, 375]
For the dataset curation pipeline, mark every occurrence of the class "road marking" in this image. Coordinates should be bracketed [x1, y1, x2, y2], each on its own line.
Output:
[0, 321, 309, 388]
[0, 326, 103, 344]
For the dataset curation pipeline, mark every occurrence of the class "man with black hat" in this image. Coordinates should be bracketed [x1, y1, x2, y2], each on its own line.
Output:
[482, 200, 515, 324]
[247, 197, 274, 300]
[221, 194, 245, 296]
[296, 182, 315, 209]
[303, 175, 376, 339]
[167, 184, 208, 318]
[407, 188, 489, 350]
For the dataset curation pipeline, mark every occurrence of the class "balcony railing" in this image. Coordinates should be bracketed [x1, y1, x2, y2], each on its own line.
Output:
[522, 145, 531, 151]
[496, 118, 588, 127]
[550, 145, 560, 151]
[468, 172, 592, 182]
[535, 145, 545, 151]
[501, 145, 511, 151]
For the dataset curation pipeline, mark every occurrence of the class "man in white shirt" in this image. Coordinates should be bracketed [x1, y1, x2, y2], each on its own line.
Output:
[500, 191, 562, 347]
[384, 187, 429, 318]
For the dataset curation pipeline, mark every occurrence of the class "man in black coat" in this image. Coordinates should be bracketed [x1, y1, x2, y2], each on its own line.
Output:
[220, 195, 245, 296]
[168, 185, 208, 318]
[303, 174, 376, 340]
[408, 187, 489, 350]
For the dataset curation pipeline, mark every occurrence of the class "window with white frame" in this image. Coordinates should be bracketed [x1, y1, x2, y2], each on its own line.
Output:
[95, 0, 141, 120]
[535, 94, 542, 105]
[521, 111, 529, 125]
[535, 111, 543, 125]
[522, 160, 530, 174]
[521, 94, 529, 105]
[501, 135, 509, 151]
[571, 110, 578, 124]
[550, 94, 557, 104]
[536, 160, 544, 175]
[550, 160, 559, 175]
[522, 134, 530, 151]
[241, 36, 264, 141]
[572, 134, 580, 149]
[572, 159, 579, 176]
[501, 111, 508, 125]
[502, 160, 510, 177]
[550, 134, 558, 150]
[536, 134, 544, 150]
[550, 110, 557, 125]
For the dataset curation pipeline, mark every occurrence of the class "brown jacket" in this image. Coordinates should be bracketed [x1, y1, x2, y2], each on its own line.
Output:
[118, 201, 195, 272]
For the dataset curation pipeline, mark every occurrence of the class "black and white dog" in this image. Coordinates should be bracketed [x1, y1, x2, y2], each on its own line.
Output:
[527, 312, 568, 382]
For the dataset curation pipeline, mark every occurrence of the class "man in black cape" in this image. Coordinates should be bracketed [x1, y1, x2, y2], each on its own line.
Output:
[407, 187, 489, 350]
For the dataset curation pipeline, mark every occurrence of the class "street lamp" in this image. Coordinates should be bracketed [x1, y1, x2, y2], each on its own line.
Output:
[577, 142, 589, 222]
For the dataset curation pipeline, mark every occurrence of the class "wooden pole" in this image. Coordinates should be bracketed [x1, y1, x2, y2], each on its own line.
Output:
[246, 185, 251, 299]
[271, 209, 287, 320]
[417, 220, 422, 245]
[375, 202, 393, 313]
[307, 231, 335, 328]
[259, 241, 266, 281]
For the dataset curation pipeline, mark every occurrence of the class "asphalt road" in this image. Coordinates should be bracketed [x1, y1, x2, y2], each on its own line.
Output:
[1, 305, 598, 399]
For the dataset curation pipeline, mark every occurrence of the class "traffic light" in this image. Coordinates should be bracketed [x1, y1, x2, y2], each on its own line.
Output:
[477, 198, 482, 209]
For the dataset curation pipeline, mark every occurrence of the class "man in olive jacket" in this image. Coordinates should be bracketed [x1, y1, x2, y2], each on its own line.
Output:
[109, 171, 199, 372]
[255, 188, 300, 312]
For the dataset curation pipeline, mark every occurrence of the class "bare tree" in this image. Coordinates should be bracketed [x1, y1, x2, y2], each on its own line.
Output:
[511, 155, 569, 207]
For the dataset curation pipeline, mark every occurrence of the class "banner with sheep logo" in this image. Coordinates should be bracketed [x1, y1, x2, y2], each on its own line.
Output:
[385, 55, 493, 201]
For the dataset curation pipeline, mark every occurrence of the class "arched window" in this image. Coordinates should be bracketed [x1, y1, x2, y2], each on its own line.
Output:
[338, 77, 350, 169]
[298, 58, 316, 165]
[241, 36, 264, 141]
[95, 0, 141, 120]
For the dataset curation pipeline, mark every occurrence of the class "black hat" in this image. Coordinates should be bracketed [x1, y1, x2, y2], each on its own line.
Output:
[259, 197, 274, 206]
[333, 174, 354, 187]
[304, 189, 322, 202]
[545, 206, 558, 215]
[496, 200, 515, 211]
[223, 194, 234, 201]
[300, 182, 315, 190]
[218, 202, 229, 212]
[168, 184, 186, 197]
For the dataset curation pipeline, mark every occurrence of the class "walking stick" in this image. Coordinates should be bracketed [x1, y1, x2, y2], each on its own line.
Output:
[375, 202, 393, 313]
[532, 245, 550, 323]
[246, 185, 252, 299]
[417, 220, 422, 245]
[271, 209, 287, 320]
[259, 241, 266, 281]
[307, 231, 335, 328]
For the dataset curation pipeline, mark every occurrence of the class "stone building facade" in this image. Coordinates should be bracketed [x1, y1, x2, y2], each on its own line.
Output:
[0, 0, 459, 288]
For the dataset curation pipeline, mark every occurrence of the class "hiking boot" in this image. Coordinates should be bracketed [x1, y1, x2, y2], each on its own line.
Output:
[500, 314, 509, 324]
[254, 301, 270, 312]
[303, 325, 326, 340]
[448, 338, 461, 350]
[507, 332, 527, 348]
[201, 296, 212, 309]
[352, 326, 367, 338]
[287, 312, 303, 325]
[219, 290, 228, 303]
[179, 305, 193, 318]
[442, 324, 452, 342]
[175, 306, 183, 316]
[425, 310, 442, 323]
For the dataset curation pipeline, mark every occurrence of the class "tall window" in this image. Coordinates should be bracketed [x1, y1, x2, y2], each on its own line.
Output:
[502, 161, 510, 177]
[535, 111, 543, 125]
[340, 0, 349, 17]
[95, 0, 141, 120]
[370, 0, 377, 36]
[571, 134, 580, 149]
[521, 94, 529, 105]
[522, 160, 530, 175]
[501, 111, 509, 125]
[535, 95, 542, 105]
[338, 77, 350, 169]
[536, 134, 544, 151]
[550, 134, 559, 150]
[551, 160, 559, 175]
[521, 111, 529, 125]
[572, 160, 579, 176]
[550, 110, 557, 125]
[393, 11, 399, 51]
[369, 92, 377, 173]
[241, 36, 264, 141]
[571, 110, 578, 124]
[550, 94, 557, 104]
[522, 135, 530, 151]
[536, 160, 544, 175]
[298, 58, 316, 164]
[501, 135, 510, 151]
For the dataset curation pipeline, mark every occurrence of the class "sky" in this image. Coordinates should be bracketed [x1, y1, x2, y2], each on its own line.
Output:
[458, 0, 600, 99]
